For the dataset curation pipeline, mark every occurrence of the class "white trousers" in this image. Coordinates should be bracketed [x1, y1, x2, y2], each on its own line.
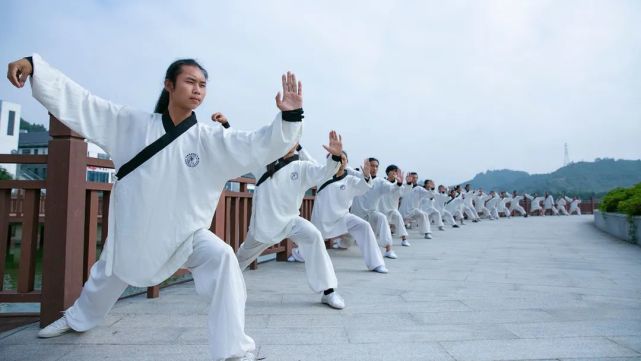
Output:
[361, 210, 393, 247]
[423, 206, 445, 228]
[570, 207, 581, 215]
[490, 207, 499, 220]
[64, 229, 254, 361]
[510, 205, 526, 216]
[499, 206, 511, 217]
[294, 214, 385, 271]
[403, 208, 431, 234]
[439, 208, 456, 225]
[476, 206, 491, 219]
[384, 209, 409, 237]
[557, 206, 569, 215]
[237, 217, 338, 293]
[464, 206, 479, 220]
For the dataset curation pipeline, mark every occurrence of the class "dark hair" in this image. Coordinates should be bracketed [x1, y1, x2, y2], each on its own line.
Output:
[385, 164, 398, 174]
[154, 59, 209, 114]
[368, 157, 379, 164]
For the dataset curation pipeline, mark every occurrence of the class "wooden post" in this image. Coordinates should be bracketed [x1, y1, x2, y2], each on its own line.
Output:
[40, 115, 88, 327]
[0, 190, 11, 290]
[17, 190, 40, 292]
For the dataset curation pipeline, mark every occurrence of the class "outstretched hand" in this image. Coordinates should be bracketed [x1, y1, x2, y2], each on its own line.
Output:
[396, 169, 404, 183]
[322, 130, 343, 156]
[275, 71, 303, 111]
[7, 58, 33, 88]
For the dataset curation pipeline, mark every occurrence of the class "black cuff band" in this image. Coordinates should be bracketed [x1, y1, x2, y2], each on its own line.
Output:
[222, 122, 230, 129]
[24, 56, 34, 72]
[331, 154, 342, 162]
[282, 108, 304, 122]
[396, 182, 403, 187]
[296, 144, 302, 151]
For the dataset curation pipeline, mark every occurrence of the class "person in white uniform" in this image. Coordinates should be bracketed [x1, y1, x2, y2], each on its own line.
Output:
[378, 164, 412, 246]
[350, 158, 399, 259]
[569, 196, 582, 215]
[10, 55, 304, 361]
[419, 179, 446, 231]
[434, 185, 459, 227]
[510, 191, 528, 217]
[462, 184, 481, 222]
[293, 153, 388, 273]
[543, 192, 558, 216]
[444, 188, 465, 225]
[236, 131, 346, 310]
[485, 191, 501, 220]
[497, 192, 512, 218]
[525, 193, 545, 216]
[398, 173, 433, 239]
[556, 195, 570, 215]
[474, 189, 492, 219]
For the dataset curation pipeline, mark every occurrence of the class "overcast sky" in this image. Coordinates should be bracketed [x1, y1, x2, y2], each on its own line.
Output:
[1, 0, 639, 184]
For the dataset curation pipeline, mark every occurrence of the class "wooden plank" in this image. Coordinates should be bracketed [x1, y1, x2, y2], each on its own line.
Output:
[0, 154, 47, 164]
[0, 181, 46, 190]
[0, 189, 10, 290]
[0, 291, 41, 303]
[85, 182, 113, 191]
[17, 190, 40, 293]
[85, 157, 114, 168]
[83, 191, 99, 283]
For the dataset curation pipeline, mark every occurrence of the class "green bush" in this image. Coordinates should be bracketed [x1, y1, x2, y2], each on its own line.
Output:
[600, 182, 641, 216]
[618, 194, 641, 216]
[599, 187, 631, 212]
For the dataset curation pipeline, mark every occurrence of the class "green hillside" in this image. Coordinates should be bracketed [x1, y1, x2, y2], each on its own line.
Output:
[464, 159, 641, 198]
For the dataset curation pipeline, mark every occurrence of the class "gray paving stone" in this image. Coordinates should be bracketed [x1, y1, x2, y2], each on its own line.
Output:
[610, 336, 641, 353]
[504, 319, 641, 338]
[440, 337, 640, 361]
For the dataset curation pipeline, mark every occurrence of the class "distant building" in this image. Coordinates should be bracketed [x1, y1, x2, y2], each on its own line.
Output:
[0, 100, 21, 177]
[18, 131, 115, 182]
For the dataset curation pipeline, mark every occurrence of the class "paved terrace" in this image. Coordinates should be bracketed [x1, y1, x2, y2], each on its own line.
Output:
[1, 215, 641, 361]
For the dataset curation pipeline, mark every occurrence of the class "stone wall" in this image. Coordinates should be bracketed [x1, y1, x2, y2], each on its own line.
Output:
[594, 210, 641, 245]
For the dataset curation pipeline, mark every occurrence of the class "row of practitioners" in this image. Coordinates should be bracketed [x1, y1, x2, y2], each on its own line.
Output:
[5, 54, 569, 361]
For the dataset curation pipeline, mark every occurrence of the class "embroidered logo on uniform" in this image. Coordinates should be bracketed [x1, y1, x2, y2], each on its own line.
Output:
[290, 172, 299, 180]
[185, 153, 200, 167]
[340, 185, 346, 190]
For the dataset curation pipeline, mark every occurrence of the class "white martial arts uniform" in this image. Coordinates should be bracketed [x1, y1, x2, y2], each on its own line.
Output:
[307, 169, 385, 270]
[236, 154, 340, 293]
[486, 194, 501, 220]
[445, 194, 464, 223]
[29, 54, 301, 360]
[378, 179, 411, 238]
[398, 186, 433, 235]
[525, 194, 544, 214]
[544, 195, 558, 215]
[419, 189, 445, 228]
[350, 176, 398, 248]
[556, 197, 569, 215]
[510, 195, 527, 216]
[433, 192, 457, 225]
[461, 190, 480, 221]
[474, 193, 491, 219]
[498, 195, 512, 217]
[569, 198, 582, 215]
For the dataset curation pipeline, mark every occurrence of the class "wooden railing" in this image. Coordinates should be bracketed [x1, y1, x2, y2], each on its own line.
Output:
[0, 114, 600, 327]
[0, 114, 304, 326]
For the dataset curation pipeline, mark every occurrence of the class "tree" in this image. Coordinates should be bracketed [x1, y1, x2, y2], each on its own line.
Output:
[20, 118, 47, 133]
[0, 166, 13, 180]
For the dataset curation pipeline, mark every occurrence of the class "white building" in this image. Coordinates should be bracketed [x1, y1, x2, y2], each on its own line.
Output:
[0, 100, 21, 178]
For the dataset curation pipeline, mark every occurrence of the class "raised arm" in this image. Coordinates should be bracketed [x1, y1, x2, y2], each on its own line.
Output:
[204, 72, 304, 179]
[301, 131, 343, 189]
[8, 54, 138, 154]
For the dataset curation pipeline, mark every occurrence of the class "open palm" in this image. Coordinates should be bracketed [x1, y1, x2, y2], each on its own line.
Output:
[322, 130, 343, 156]
[275, 71, 303, 111]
